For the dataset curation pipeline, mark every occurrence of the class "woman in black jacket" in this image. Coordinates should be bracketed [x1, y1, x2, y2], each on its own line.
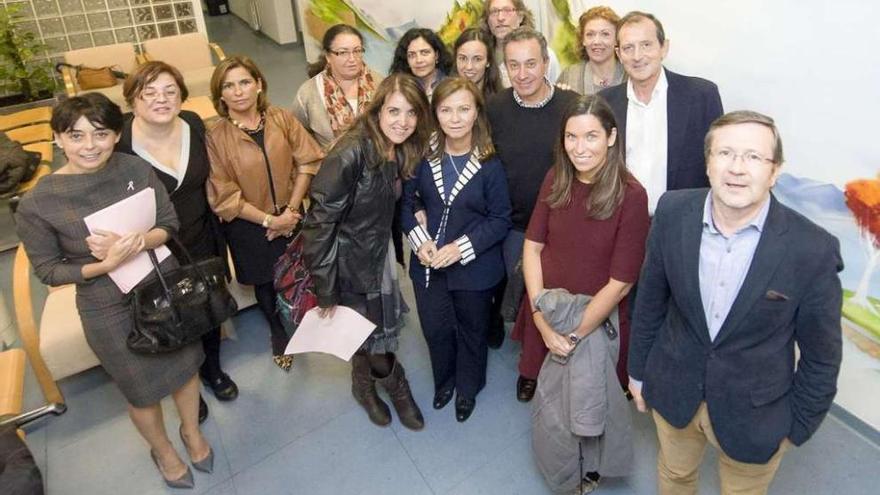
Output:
[115, 62, 238, 415]
[302, 73, 431, 430]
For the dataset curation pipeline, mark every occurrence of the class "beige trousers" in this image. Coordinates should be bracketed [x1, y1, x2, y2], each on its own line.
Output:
[653, 402, 790, 495]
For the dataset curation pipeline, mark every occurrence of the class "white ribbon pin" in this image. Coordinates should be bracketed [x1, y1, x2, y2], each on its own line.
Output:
[127, 181, 134, 191]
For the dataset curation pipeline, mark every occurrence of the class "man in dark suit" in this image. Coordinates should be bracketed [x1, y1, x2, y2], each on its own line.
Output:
[599, 11, 723, 215]
[628, 110, 843, 494]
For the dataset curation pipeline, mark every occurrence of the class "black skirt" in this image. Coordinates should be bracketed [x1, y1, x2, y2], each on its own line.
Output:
[222, 217, 292, 285]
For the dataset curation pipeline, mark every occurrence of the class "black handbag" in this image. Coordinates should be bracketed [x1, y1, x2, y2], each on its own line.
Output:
[128, 240, 238, 354]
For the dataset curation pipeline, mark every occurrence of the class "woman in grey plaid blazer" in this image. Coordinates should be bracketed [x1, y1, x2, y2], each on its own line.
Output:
[15, 93, 213, 489]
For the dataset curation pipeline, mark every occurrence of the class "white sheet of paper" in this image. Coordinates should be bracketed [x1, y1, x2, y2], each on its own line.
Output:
[284, 306, 377, 361]
[83, 187, 171, 293]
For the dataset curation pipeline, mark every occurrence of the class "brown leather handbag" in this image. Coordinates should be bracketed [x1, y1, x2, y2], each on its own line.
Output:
[55, 63, 126, 90]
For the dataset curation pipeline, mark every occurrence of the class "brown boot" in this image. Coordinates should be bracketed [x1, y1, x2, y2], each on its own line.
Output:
[351, 354, 391, 426]
[376, 355, 424, 431]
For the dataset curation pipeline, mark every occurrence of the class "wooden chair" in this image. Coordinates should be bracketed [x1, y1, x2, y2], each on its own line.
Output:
[142, 33, 226, 98]
[0, 107, 52, 132]
[9, 245, 69, 425]
[5, 123, 52, 145]
[0, 348, 25, 420]
[181, 95, 219, 123]
[11, 242, 256, 419]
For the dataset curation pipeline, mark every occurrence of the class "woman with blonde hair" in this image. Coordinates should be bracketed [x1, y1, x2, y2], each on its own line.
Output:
[302, 73, 431, 430]
[206, 55, 324, 371]
[557, 6, 626, 95]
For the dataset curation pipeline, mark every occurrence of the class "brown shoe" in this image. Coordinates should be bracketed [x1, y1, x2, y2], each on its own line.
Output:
[351, 354, 391, 426]
[376, 355, 424, 431]
[516, 375, 537, 402]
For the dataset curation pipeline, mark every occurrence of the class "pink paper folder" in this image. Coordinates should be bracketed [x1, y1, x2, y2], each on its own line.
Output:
[83, 187, 171, 293]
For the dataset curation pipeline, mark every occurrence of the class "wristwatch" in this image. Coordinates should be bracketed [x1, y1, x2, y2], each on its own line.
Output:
[568, 333, 580, 345]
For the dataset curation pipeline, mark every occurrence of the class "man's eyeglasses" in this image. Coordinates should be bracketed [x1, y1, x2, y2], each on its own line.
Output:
[710, 148, 774, 167]
[488, 7, 518, 17]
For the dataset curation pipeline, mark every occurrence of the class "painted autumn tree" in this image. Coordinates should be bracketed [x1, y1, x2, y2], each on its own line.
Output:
[844, 175, 880, 316]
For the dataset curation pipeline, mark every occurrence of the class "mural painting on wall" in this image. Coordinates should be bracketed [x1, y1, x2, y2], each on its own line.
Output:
[303, 0, 581, 73]
[773, 174, 880, 366]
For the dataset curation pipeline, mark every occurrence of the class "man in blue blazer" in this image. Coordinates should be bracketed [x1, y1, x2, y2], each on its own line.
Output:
[599, 11, 723, 215]
[628, 110, 843, 494]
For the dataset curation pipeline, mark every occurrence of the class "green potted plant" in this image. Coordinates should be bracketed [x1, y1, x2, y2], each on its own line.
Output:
[0, 3, 56, 106]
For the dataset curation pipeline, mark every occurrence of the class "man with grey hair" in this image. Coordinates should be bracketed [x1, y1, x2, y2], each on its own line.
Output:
[481, 0, 561, 87]
[487, 27, 577, 402]
[629, 110, 842, 494]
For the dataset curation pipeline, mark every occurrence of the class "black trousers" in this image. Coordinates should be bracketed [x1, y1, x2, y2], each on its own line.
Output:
[413, 270, 493, 400]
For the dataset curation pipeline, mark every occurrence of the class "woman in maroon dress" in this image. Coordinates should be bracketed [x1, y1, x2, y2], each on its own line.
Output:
[512, 94, 649, 396]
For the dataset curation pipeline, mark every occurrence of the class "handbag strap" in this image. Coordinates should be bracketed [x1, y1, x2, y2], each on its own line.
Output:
[146, 249, 173, 298]
[147, 236, 212, 288]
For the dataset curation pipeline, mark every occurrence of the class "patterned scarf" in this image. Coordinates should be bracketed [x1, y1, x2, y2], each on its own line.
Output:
[321, 67, 376, 137]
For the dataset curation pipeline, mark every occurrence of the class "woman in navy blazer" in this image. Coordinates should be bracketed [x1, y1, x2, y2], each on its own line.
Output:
[401, 77, 511, 422]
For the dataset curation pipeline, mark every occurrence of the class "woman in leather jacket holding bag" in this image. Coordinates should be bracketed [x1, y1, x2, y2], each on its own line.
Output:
[206, 56, 324, 372]
[302, 73, 431, 430]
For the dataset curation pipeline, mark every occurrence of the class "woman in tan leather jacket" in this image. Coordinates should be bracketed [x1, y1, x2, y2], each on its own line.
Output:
[206, 55, 324, 371]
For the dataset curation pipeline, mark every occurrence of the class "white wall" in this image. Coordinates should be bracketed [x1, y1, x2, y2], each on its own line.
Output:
[569, 0, 879, 186]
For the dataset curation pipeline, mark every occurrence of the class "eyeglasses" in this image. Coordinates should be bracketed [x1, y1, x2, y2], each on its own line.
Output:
[328, 47, 366, 58]
[711, 148, 774, 167]
[140, 88, 180, 102]
[488, 7, 519, 17]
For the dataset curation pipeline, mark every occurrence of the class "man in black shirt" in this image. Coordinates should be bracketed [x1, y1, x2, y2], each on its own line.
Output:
[487, 27, 578, 401]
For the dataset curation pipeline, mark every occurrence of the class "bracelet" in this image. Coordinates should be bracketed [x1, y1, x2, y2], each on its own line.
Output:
[531, 308, 541, 315]
[261, 214, 272, 228]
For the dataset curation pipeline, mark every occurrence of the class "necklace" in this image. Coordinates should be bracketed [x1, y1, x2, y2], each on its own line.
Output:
[229, 112, 265, 134]
[445, 152, 468, 177]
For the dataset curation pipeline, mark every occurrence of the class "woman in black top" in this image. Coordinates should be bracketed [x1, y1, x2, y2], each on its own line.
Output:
[116, 61, 238, 407]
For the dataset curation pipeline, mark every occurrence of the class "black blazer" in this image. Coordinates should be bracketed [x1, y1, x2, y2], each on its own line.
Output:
[599, 69, 723, 191]
[628, 189, 843, 463]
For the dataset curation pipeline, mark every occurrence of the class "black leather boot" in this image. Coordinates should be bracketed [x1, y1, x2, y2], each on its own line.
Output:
[377, 355, 424, 431]
[351, 354, 391, 426]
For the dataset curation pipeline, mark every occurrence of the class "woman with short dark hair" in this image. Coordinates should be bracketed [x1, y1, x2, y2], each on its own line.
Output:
[16, 93, 211, 489]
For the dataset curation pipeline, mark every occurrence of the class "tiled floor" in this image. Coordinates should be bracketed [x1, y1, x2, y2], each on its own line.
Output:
[8, 12, 880, 495]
